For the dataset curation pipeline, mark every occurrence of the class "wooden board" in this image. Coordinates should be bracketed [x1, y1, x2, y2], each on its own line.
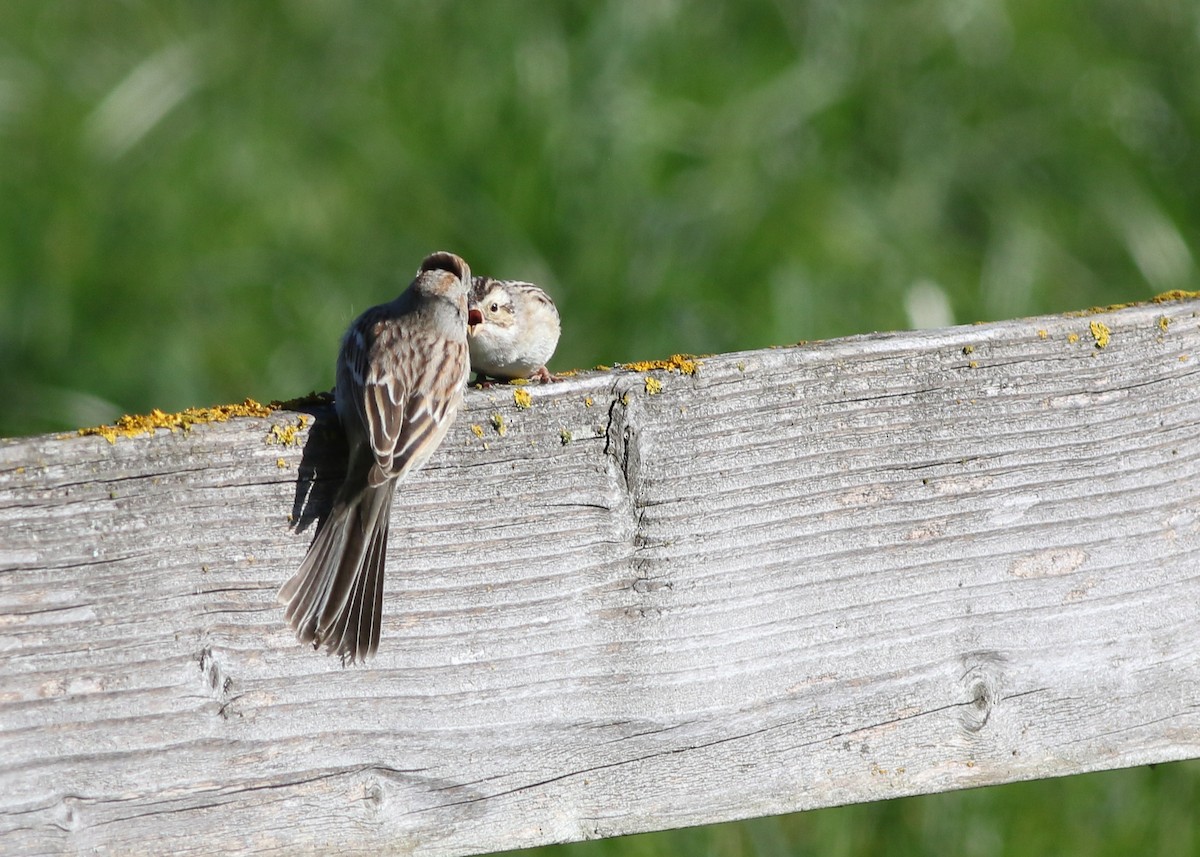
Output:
[2, 298, 1199, 855]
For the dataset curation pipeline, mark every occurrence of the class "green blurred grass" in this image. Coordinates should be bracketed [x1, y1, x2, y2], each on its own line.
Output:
[4, 1, 1197, 435]
[1, 1, 1197, 853]
[504, 760, 1198, 857]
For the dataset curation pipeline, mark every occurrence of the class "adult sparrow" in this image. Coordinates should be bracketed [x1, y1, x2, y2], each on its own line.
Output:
[279, 251, 472, 663]
[467, 277, 561, 383]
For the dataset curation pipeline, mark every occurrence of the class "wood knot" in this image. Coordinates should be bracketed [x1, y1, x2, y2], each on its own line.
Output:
[363, 780, 385, 814]
[959, 650, 1008, 733]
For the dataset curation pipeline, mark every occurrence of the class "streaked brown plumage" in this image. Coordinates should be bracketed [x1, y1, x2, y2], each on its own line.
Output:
[278, 251, 472, 663]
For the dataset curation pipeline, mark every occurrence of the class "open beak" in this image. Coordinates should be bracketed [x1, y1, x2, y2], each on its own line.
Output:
[467, 308, 483, 332]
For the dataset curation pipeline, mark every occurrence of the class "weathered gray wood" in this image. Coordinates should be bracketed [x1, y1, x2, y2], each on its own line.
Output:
[2, 298, 1199, 856]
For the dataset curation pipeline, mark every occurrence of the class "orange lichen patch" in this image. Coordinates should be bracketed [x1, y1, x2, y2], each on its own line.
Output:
[618, 353, 701, 376]
[1158, 316, 1171, 332]
[469, 424, 485, 439]
[1037, 329, 1048, 339]
[78, 398, 275, 444]
[513, 388, 533, 410]
[644, 376, 664, 395]
[1089, 320, 1111, 349]
[1067, 332, 1080, 344]
[489, 413, 507, 436]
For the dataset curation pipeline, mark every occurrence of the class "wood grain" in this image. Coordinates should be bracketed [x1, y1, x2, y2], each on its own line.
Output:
[2, 298, 1199, 856]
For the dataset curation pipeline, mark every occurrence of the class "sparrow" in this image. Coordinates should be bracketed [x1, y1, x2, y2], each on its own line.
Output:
[278, 251, 472, 663]
[466, 276, 561, 384]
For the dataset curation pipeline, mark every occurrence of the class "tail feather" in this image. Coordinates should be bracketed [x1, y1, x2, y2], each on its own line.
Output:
[327, 507, 389, 662]
[352, 508, 389, 660]
[324, 492, 390, 661]
[278, 482, 394, 663]
[279, 507, 349, 642]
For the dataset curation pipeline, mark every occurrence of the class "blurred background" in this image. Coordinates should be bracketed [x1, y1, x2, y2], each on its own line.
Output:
[2, 0, 1197, 853]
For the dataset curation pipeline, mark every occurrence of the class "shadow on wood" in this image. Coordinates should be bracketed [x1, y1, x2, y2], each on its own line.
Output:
[2, 298, 1200, 856]
[288, 398, 346, 539]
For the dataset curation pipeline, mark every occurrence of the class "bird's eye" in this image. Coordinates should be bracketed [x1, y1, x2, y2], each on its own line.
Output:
[490, 303, 499, 313]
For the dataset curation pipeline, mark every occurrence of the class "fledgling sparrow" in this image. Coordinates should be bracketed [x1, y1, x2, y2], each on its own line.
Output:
[467, 277, 561, 383]
[278, 251, 472, 664]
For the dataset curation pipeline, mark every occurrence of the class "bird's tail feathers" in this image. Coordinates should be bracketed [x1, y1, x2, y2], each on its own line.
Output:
[278, 483, 393, 663]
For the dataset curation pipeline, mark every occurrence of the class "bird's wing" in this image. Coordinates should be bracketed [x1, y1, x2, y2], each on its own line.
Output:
[342, 316, 464, 486]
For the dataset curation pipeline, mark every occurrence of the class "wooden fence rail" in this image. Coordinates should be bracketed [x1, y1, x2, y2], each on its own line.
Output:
[2, 296, 1200, 855]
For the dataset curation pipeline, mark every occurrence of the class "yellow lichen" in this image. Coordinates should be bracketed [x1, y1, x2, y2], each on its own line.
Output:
[490, 413, 507, 436]
[584, 396, 594, 408]
[962, 345, 975, 355]
[78, 398, 275, 445]
[266, 415, 310, 447]
[1158, 316, 1171, 332]
[1151, 289, 1200, 303]
[1064, 303, 1130, 317]
[645, 376, 663, 395]
[968, 360, 979, 369]
[470, 423, 484, 439]
[559, 428, 573, 445]
[1067, 332, 1080, 344]
[1064, 290, 1200, 318]
[513, 388, 533, 410]
[276, 457, 287, 469]
[1089, 320, 1111, 349]
[1037, 329, 1048, 339]
[618, 353, 701, 376]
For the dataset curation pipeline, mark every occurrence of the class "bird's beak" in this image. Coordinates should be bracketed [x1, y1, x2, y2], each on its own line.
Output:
[467, 308, 483, 332]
